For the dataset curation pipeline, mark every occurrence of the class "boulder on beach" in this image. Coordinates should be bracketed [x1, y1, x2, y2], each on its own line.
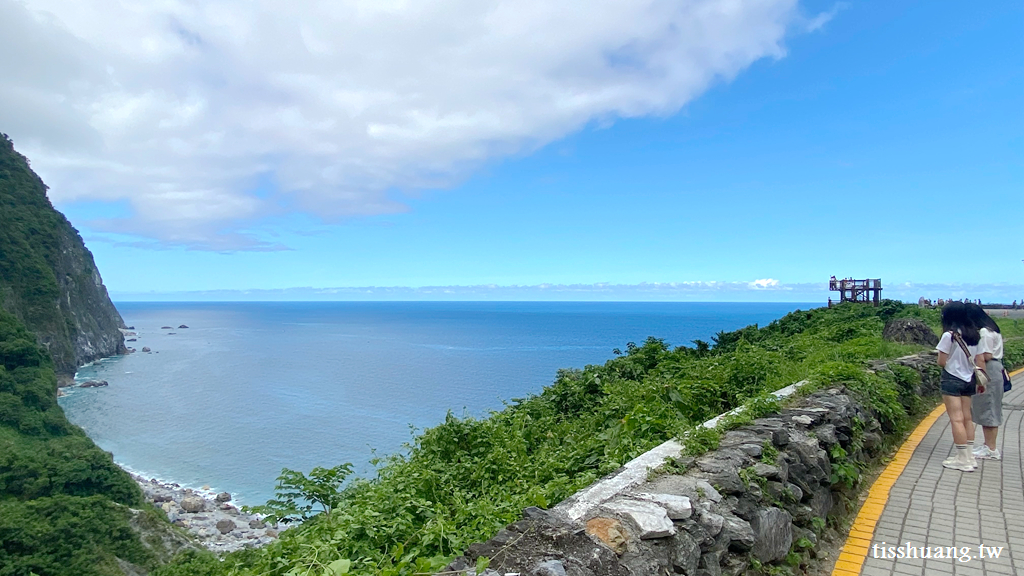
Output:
[249, 519, 266, 529]
[215, 492, 232, 503]
[181, 496, 205, 513]
[142, 347, 151, 352]
[178, 324, 189, 329]
[126, 338, 137, 342]
[217, 519, 236, 534]
[79, 380, 108, 388]
[153, 494, 172, 503]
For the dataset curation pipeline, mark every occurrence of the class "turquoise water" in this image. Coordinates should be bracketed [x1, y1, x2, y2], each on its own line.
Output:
[60, 301, 812, 505]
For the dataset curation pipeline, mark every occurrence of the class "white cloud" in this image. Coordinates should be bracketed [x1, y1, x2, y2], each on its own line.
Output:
[804, 2, 846, 33]
[750, 278, 781, 289]
[2, 0, 813, 250]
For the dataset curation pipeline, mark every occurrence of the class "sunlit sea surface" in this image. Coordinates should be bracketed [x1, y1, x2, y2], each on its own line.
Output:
[60, 301, 813, 505]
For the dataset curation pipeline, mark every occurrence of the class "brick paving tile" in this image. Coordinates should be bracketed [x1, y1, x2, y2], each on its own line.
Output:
[848, 372, 1024, 575]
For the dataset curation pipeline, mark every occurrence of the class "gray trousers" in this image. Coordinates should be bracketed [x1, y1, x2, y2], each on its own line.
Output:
[972, 359, 1004, 427]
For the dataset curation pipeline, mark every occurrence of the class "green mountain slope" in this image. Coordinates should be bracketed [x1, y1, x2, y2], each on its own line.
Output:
[0, 134, 125, 380]
[0, 307, 192, 576]
[0, 135, 189, 576]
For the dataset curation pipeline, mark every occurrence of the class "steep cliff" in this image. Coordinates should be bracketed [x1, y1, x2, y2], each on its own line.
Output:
[0, 134, 126, 380]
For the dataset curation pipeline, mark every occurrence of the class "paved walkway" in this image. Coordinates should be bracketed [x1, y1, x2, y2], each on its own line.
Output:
[843, 369, 1024, 576]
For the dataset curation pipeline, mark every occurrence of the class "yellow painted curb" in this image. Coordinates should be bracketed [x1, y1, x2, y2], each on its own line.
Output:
[828, 402, 946, 576]
[829, 366, 1023, 576]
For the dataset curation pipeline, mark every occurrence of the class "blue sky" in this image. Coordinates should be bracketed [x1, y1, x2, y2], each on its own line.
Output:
[5, 1, 1022, 301]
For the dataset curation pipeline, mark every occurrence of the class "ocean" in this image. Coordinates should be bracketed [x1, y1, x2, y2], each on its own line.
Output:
[60, 301, 813, 505]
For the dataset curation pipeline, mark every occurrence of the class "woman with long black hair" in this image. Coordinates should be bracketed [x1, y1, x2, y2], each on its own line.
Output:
[966, 303, 1005, 460]
[935, 302, 986, 471]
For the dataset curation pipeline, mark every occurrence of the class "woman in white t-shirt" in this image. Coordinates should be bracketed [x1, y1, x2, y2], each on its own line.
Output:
[967, 304, 1005, 460]
[935, 302, 986, 471]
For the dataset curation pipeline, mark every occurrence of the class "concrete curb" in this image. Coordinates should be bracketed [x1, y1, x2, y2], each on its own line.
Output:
[551, 380, 809, 524]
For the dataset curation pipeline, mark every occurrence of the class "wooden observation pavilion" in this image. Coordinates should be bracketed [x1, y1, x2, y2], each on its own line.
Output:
[829, 276, 883, 306]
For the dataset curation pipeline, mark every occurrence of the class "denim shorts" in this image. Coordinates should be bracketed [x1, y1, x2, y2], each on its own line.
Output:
[940, 369, 975, 397]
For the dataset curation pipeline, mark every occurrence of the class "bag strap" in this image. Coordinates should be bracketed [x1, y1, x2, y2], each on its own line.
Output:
[950, 331, 973, 361]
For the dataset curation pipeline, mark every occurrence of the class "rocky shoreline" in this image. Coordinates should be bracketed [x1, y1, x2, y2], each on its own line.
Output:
[72, 326, 288, 553]
[131, 474, 286, 553]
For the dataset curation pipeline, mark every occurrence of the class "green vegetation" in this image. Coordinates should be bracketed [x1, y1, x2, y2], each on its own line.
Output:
[0, 308, 163, 576]
[999, 318, 1024, 369]
[153, 301, 967, 576]
[0, 134, 122, 376]
[247, 464, 355, 525]
[0, 135, 61, 322]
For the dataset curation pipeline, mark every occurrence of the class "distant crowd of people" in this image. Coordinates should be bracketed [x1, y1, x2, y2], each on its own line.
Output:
[917, 297, 1019, 307]
[936, 302, 1009, 471]
[918, 297, 1022, 316]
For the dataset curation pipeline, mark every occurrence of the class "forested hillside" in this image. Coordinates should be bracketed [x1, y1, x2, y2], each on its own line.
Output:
[0, 307, 191, 576]
[0, 135, 189, 576]
[0, 134, 125, 379]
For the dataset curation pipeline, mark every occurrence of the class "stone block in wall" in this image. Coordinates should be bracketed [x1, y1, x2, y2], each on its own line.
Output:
[751, 462, 784, 482]
[627, 492, 692, 519]
[600, 498, 675, 539]
[720, 514, 754, 552]
[641, 475, 722, 504]
[585, 517, 629, 555]
[749, 507, 793, 563]
[532, 559, 567, 576]
[669, 531, 701, 575]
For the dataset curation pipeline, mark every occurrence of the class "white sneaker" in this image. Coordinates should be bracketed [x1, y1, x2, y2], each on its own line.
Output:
[943, 449, 976, 472]
[943, 458, 976, 472]
[976, 447, 1002, 460]
[972, 444, 989, 457]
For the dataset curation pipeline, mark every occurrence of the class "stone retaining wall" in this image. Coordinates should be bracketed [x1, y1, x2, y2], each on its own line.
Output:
[438, 352, 938, 576]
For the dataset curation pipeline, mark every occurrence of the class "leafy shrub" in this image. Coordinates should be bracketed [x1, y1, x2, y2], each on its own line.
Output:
[0, 495, 157, 576]
[245, 464, 354, 524]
